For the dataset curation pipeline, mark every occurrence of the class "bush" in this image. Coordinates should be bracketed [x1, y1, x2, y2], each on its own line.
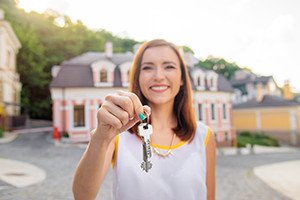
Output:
[237, 131, 279, 147]
[62, 131, 69, 138]
[0, 128, 3, 138]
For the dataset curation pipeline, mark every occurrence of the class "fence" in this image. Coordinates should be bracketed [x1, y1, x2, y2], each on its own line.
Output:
[0, 115, 28, 131]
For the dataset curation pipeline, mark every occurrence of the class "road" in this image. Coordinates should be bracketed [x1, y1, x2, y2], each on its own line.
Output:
[0, 132, 299, 200]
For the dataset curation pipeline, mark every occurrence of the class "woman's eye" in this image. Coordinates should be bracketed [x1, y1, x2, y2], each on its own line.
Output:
[142, 66, 153, 70]
[165, 65, 175, 69]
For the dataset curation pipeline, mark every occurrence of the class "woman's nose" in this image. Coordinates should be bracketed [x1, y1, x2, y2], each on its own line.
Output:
[154, 67, 165, 79]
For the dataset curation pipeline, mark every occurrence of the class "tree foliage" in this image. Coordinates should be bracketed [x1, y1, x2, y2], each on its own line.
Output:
[197, 56, 242, 80]
[0, 0, 139, 119]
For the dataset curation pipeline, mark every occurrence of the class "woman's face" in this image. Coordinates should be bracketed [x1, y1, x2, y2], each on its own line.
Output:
[139, 46, 182, 107]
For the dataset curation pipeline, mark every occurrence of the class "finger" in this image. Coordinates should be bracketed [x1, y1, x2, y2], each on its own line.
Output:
[119, 117, 140, 132]
[105, 94, 134, 118]
[102, 101, 130, 126]
[117, 91, 144, 119]
[98, 107, 123, 130]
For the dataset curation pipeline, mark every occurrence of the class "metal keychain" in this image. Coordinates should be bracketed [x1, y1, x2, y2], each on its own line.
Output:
[138, 111, 153, 172]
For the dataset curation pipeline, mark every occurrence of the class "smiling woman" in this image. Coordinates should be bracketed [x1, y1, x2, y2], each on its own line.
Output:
[72, 39, 216, 200]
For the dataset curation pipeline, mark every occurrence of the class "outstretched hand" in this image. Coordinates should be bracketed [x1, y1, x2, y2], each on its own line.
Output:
[93, 91, 151, 143]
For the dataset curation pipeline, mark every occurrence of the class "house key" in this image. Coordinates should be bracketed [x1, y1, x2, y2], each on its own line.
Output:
[138, 116, 153, 172]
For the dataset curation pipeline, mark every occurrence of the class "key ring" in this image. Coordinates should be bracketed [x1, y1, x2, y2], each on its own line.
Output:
[141, 110, 150, 129]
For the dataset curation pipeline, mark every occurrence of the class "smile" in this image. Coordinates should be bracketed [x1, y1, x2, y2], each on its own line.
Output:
[150, 86, 169, 91]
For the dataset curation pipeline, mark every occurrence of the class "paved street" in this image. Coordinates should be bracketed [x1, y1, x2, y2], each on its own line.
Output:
[0, 132, 299, 200]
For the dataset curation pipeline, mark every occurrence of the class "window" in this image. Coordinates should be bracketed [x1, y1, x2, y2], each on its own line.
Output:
[100, 68, 107, 82]
[198, 104, 202, 121]
[197, 77, 201, 86]
[224, 132, 229, 141]
[210, 78, 214, 87]
[223, 104, 227, 119]
[74, 105, 85, 127]
[211, 104, 215, 120]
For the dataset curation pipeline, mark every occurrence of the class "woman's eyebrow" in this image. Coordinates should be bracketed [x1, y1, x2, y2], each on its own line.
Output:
[163, 61, 176, 65]
[141, 61, 155, 66]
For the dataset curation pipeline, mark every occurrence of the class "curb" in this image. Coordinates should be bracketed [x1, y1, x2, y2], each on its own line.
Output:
[0, 132, 18, 144]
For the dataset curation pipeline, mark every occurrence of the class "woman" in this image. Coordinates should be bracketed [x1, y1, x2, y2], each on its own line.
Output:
[73, 39, 216, 200]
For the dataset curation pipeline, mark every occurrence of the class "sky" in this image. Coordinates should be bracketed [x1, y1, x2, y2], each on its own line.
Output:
[17, 0, 300, 92]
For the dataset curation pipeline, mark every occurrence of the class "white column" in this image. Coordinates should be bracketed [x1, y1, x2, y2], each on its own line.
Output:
[290, 110, 297, 145]
[256, 110, 261, 131]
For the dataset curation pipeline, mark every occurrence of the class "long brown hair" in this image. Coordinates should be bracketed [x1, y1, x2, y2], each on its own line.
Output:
[129, 39, 196, 142]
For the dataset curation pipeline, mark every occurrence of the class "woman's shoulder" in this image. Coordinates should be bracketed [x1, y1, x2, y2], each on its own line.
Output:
[195, 121, 211, 142]
[196, 121, 210, 132]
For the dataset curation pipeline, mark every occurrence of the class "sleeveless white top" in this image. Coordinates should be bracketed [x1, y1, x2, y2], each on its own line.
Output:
[112, 121, 211, 200]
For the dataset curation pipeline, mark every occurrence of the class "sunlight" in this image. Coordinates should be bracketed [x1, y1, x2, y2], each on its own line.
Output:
[17, 0, 48, 13]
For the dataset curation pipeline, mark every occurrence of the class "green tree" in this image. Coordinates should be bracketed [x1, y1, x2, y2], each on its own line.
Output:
[197, 56, 242, 80]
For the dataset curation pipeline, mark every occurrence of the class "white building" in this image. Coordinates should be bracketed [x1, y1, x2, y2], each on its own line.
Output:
[0, 9, 22, 116]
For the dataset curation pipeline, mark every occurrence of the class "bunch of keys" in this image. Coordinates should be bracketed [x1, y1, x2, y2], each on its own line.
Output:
[138, 112, 153, 172]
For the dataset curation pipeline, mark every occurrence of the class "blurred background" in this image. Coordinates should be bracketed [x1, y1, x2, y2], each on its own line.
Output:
[0, 0, 299, 199]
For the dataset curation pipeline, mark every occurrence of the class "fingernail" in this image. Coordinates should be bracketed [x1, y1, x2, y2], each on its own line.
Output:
[139, 113, 145, 121]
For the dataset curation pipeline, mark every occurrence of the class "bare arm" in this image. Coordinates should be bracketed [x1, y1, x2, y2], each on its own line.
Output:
[72, 91, 150, 200]
[206, 132, 216, 200]
[72, 133, 116, 200]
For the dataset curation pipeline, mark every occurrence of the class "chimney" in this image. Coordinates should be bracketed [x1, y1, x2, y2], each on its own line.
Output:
[283, 80, 294, 100]
[0, 9, 5, 20]
[51, 65, 61, 78]
[256, 83, 263, 102]
[105, 42, 113, 58]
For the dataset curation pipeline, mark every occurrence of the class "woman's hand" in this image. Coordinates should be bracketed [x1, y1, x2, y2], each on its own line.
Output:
[93, 91, 151, 143]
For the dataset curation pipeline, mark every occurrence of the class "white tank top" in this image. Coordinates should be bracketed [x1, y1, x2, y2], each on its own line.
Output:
[112, 121, 211, 200]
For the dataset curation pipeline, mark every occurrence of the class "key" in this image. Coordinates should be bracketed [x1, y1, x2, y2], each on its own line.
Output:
[138, 123, 153, 172]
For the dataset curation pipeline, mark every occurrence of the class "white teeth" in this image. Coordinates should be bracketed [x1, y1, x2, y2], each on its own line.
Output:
[151, 86, 168, 91]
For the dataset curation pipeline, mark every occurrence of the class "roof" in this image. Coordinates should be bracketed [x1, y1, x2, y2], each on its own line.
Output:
[62, 52, 134, 66]
[50, 65, 94, 88]
[233, 95, 300, 109]
[230, 75, 273, 86]
[218, 75, 234, 92]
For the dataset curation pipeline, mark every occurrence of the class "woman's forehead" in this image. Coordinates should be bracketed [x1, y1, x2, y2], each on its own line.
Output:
[141, 46, 180, 64]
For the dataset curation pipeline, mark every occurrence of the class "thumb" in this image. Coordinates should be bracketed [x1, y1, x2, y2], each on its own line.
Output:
[142, 105, 151, 117]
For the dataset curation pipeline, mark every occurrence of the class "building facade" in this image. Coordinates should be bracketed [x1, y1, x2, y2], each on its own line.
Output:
[0, 9, 22, 117]
[50, 46, 235, 146]
[233, 95, 300, 145]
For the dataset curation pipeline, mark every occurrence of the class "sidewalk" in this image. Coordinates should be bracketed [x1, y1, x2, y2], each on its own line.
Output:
[254, 160, 300, 200]
[0, 158, 46, 188]
[217, 145, 299, 156]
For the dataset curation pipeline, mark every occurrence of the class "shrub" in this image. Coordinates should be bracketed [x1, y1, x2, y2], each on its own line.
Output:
[62, 131, 69, 138]
[0, 128, 3, 138]
[237, 131, 279, 147]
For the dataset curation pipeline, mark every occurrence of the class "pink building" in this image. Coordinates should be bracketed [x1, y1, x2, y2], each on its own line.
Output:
[50, 46, 235, 146]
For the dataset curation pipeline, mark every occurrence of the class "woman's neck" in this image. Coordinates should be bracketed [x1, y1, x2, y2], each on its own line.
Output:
[149, 102, 177, 132]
